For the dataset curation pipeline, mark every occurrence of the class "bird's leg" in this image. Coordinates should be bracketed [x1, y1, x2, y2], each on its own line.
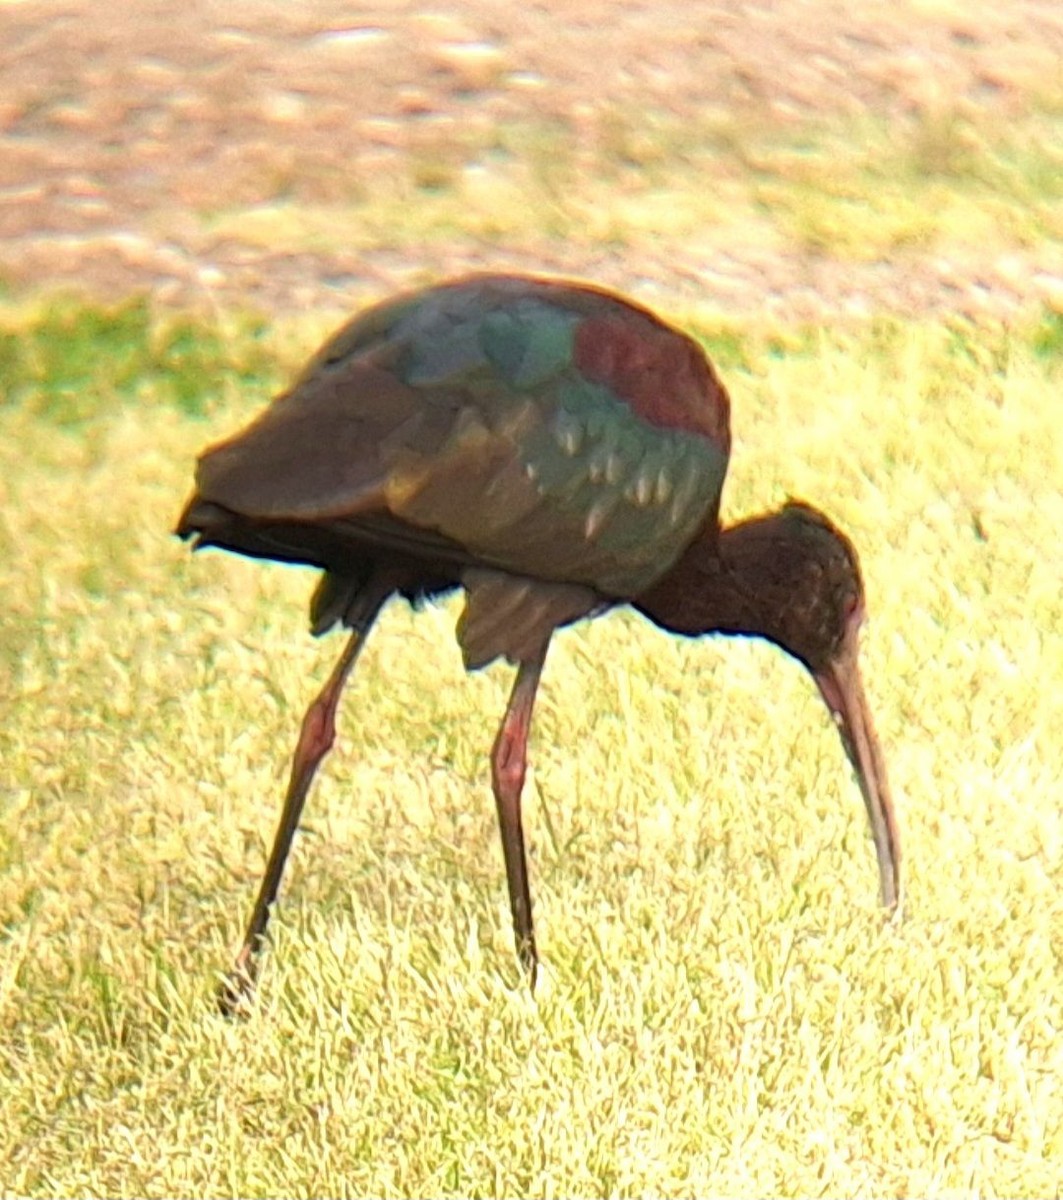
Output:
[490, 645, 548, 990]
[219, 592, 386, 1016]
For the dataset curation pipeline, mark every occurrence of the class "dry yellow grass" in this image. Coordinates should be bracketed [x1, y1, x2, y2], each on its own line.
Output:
[194, 103, 1063, 275]
[0, 299, 1060, 1196]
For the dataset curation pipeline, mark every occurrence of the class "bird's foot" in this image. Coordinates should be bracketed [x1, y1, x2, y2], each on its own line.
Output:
[216, 948, 258, 1019]
[516, 936, 538, 994]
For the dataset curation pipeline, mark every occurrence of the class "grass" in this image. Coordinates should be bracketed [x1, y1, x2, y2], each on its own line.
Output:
[0, 296, 1060, 1197]
[183, 102, 1063, 268]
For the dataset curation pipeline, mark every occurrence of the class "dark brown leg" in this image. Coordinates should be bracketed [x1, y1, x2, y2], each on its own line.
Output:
[219, 593, 386, 1016]
[490, 645, 548, 989]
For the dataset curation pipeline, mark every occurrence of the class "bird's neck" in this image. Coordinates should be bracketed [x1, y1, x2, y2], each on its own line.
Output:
[632, 513, 793, 640]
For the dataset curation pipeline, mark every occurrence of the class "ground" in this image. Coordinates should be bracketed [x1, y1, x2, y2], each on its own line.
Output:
[1, 0, 1060, 318]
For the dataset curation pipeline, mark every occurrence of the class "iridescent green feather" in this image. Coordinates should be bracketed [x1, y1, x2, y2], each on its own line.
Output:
[195, 281, 727, 598]
[379, 293, 724, 594]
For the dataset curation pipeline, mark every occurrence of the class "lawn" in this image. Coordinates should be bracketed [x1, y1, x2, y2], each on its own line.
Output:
[1, 293, 1060, 1197]
[195, 102, 1063, 269]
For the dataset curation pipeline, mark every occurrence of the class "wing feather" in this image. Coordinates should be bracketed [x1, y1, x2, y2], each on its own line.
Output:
[188, 276, 728, 598]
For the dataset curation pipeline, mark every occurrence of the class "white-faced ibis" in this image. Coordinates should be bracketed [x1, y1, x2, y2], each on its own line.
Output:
[177, 273, 900, 1011]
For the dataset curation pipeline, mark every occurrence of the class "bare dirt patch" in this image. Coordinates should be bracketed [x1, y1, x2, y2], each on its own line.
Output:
[1, 0, 1060, 318]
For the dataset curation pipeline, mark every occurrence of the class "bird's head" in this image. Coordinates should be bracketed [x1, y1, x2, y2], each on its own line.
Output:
[739, 500, 901, 910]
[634, 499, 901, 911]
[727, 500, 865, 672]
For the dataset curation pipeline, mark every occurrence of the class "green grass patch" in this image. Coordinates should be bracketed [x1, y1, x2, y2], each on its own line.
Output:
[0, 296, 281, 424]
[1, 301, 1061, 1196]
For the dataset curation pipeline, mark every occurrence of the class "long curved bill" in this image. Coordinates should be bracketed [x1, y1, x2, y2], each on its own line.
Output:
[814, 630, 901, 911]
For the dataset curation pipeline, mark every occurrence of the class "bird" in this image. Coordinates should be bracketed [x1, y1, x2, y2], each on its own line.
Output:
[176, 272, 901, 1012]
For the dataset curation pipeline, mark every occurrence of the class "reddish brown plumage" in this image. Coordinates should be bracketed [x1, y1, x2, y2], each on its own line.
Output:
[572, 313, 731, 444]
[636, 502, 862, 670]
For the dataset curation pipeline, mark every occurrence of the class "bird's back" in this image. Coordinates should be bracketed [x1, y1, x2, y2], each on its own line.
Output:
[181, 275, 731, 596]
